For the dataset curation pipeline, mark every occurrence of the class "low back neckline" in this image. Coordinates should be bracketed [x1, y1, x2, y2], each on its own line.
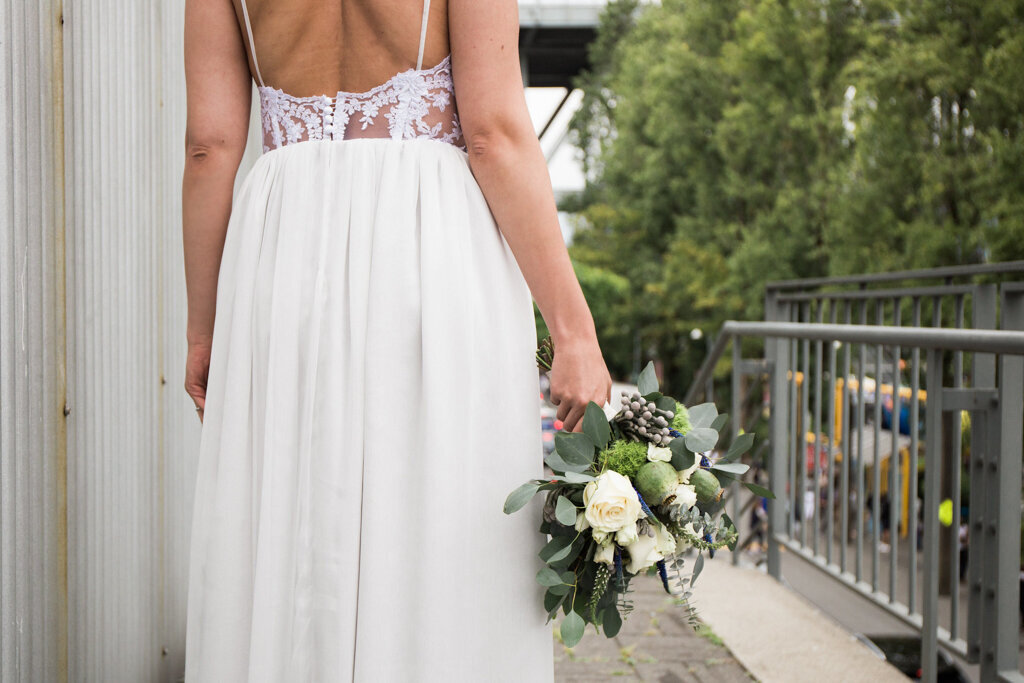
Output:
[239, 0, 434, 92]
[257, 53, 453, 103]
[240, 0, 464, 155]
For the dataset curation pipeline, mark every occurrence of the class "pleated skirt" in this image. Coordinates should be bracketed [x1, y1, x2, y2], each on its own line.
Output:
[183, 138, 554, 682]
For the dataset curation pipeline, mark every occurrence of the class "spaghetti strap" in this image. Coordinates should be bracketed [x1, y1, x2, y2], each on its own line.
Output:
[416, 0, 431, 70]
[238, 0, 265, 87]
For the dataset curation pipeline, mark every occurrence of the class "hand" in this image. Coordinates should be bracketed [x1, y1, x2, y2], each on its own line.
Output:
[548, 337, 612, 433]
[185, 338, 212, 423]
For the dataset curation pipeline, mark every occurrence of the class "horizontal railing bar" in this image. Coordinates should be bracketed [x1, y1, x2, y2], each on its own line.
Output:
[723, 321, 1024, 355]
[683, 320, 1024, 406]
[778, 538, 970, 659]
[942, 388, 999, 412]
[766, 261, 1024, 291]
[776, 284, 975, 302]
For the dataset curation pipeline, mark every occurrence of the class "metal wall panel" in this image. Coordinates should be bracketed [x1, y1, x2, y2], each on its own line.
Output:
[0, 0, 263, 679]
[1, 0, 69, 681]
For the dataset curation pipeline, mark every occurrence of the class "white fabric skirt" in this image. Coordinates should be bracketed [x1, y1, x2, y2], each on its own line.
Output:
[184, 138, 554, 682]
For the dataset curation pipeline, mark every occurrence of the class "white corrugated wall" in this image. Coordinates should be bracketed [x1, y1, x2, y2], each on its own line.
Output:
[1, 1, 261, 680]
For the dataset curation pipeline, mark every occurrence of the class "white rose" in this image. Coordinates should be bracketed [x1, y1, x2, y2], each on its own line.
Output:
[594, 541, 615, 566]
[592, 529, 610, 544]
[647, 443, 673, 463]
[583, 471, 643, 533]
[678, 460, 700, 484]
[673, 483, 697, 511]
[624, 529, 663, 574]
[615, 523, 639, 546]
[575, 511, 590, 532]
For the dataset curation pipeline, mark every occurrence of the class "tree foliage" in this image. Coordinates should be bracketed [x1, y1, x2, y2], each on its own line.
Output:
[564, 0, 1024, 393]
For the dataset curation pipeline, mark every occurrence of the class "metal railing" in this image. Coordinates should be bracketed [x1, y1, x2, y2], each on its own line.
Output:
[686, 263, 1024, 683]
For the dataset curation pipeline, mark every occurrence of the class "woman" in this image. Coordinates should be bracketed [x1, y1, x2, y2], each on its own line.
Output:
[181, 0, 611, 679]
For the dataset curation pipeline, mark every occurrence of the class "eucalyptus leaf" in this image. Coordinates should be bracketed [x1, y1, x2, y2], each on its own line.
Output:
[744, 482, 776, 499]
[536, 567, 562, 587]
[550, 535, 586, 567]
[545, 588, 567, 616]
[582, 402, 611, 448]
[602, 604, 622, 638]
[549, 582, 572, 596]
[656, 395, 677, 413]
[688, 403, 718, 428]
[670, 439, 696, 471]
[561, 611, 586, 648]
[562, 471, 597, 484]
[503, 482, 541, 514]
[555, 496, 578, 526]
[724, 432, 755, 461]
[637, 361, 659, 395]
[710, 413, 730, 432]
[555, 432, 596, 467]
[642, 391, 663, 402]
[713, 470, 736, 486]
[545, 449, 591, 474]
[691, 553, 705, 587]
[539, 534, 574, 562]
[546, 540, 577, 564]
[712, 462, 750, 475]
[684, 427, 719, 453]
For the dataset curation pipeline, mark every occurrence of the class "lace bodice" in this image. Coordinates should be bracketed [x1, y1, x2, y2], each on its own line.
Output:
[258, 55, 465, 154]
[239, 0, 466, 155]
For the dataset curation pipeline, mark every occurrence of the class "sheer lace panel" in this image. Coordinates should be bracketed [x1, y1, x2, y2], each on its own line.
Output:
[258, 54, 465, 154]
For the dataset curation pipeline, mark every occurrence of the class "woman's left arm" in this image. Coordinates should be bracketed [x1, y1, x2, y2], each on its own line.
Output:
[182, 0, 252, 418]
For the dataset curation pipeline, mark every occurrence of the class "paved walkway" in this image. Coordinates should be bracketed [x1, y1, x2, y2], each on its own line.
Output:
[553, 550, 909, 682]
[552, 573, 753, 682]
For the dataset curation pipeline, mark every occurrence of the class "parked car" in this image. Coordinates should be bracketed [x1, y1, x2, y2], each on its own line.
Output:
[855, 634, 969, 682]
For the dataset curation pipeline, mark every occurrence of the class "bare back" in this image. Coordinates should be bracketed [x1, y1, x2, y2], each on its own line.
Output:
[234, 0, 464, 152]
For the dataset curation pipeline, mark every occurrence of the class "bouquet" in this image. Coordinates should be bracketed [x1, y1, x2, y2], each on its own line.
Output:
[503, 337, 772, 647]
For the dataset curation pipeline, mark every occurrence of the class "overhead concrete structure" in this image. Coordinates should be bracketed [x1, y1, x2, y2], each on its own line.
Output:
[519, 1, 605, 88]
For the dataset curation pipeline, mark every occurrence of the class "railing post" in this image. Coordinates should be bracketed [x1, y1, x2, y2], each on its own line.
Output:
[990, 289, 1024, 680]
[968, 284, 996, 664]
[766, 290, 789, 580]
[922, 349, 943, 683]
[731, 336, 742, 566]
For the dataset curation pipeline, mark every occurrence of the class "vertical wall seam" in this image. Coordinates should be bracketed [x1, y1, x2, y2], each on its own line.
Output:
[52, 2, 69, 682]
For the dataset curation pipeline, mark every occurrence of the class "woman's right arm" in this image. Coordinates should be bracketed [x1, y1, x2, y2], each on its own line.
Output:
[182, 0, 253, 418]
[449, 0, 612, 432]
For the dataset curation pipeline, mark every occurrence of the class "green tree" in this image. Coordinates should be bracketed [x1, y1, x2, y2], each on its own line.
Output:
[564, 0, 1024, 393]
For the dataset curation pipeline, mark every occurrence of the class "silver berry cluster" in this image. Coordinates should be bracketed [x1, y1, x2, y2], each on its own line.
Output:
[614, 392, 675, 445]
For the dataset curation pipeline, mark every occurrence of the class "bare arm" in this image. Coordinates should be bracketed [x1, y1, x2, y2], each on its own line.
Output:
[450, 0, 611, 431]
[182, 0, 252, 417]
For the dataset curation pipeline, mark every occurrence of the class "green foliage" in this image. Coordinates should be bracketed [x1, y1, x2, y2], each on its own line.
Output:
[597, 439, 649, 478]
[566, 0, 1024, 392]
[670, 402, 692, 434]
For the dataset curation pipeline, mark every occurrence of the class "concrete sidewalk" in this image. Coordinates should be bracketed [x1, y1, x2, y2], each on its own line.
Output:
[692, 552, 907, 683]
[553, 551, 907, 682]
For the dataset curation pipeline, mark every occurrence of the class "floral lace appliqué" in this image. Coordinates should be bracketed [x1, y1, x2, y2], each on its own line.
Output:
[259, 54, 465, 154]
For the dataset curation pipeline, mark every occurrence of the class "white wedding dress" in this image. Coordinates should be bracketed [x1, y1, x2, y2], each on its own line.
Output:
[183, 2, 555, 680]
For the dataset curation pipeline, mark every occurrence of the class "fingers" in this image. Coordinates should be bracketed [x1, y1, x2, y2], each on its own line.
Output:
[554, 396, 572, 422]
[563, 403, 586, 433]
